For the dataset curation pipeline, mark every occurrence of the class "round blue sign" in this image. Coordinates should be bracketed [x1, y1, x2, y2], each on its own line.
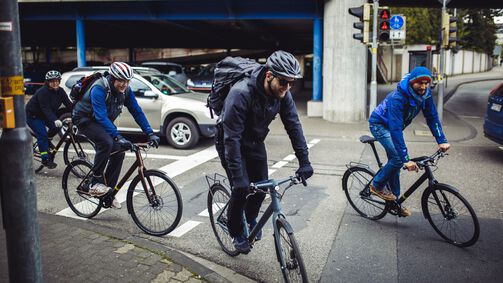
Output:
[390, 15, 404, 30]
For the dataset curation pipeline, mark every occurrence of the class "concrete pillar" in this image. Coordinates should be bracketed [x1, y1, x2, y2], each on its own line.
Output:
[307, 17, 323, 117]
[76, 18, 86, 67]
[323, 0, 367, 122]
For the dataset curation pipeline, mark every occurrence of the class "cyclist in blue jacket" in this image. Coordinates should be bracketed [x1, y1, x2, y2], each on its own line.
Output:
[73, 62, 160, 208]
[26, 70, 73, 169]
[368, 66, 450, 217]
[218, 51, 313, 253]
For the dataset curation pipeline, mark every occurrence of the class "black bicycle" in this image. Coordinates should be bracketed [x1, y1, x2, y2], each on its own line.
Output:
[61, 142, 183, 236]
[342, 135, 480, 247]
[31, 118, 95, 173]
[207, 173, 308, 283]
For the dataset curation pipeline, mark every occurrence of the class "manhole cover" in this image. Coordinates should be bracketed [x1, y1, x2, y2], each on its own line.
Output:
[414, 130, 432, 136]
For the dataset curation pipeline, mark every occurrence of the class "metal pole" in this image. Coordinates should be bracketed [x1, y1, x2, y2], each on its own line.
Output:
[76, 18, 86, 67]
[369, 0, 379, 117]
[437, 0, 448, 122]
[0, 0, 42, 282]
[313, 17, 323, 102]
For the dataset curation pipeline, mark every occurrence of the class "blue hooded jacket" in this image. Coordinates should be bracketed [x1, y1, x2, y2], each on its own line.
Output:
[369, 67, 447, 163]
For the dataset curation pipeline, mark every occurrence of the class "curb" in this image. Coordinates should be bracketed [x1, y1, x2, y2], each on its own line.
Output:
[40, 213, 255, 283]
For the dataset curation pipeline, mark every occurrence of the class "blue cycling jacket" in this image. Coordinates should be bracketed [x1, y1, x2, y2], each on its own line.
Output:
[72, 76, 153, 138]
[369, 73, 448, 163]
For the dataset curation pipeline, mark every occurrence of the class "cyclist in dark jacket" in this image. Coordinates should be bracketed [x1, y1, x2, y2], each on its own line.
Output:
[26, 70, 72, 169]
[217, 51, 313, 253]
[368, 66, 450, 216]
[73, 62, 160, 208]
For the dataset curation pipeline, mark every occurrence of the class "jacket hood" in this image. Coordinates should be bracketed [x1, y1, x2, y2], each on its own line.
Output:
[398, 72, 432, 102]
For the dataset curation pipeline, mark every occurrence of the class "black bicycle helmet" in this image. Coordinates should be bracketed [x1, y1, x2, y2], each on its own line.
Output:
[45, 70, 62, 81]
[266, 50, 302, 79]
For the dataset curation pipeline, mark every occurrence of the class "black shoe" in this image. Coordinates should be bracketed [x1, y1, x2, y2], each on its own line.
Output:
[233, 235, 251, 254]
[42, 159, 57, 169]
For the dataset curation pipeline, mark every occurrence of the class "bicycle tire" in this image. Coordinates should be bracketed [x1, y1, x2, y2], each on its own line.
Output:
[32, 140, 44, 173]
[275, 218, 308, 283]
[63, 134, 95, 166]
[422, 184, 480, 247]
[62, 159, 102, 218]
[342, 166, 387, 220]
[127, 169, 183, 236]
[207, 183, 239, 257]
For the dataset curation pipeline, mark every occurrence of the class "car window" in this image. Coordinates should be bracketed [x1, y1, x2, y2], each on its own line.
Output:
[65, 75, 84, 89]
[197, 65, 216, 76]
[143, 74, 188, 95]
[129, 78, 152, 98]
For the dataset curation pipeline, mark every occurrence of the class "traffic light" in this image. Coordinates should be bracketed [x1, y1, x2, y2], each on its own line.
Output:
[442, 11, 459, 49]
[348, 3, 372, 45]
[378, 7, 391, 43]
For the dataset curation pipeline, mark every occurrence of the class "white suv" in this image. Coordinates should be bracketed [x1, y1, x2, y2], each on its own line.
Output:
[60, 67, 216, 149]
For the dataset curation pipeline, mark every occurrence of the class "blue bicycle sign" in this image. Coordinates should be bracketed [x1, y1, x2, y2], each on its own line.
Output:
[390, 15, 405, 30]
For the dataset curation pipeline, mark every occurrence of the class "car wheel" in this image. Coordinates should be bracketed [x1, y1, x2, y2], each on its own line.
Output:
[165, 117, 200, 149]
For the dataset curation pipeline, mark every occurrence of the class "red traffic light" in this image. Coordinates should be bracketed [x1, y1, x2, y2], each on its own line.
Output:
[379, 9, 390, 20]
[380, 21, 390, 31]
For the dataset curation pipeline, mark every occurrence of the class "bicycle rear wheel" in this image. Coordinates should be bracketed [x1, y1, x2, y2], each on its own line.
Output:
[127, 169, 183, 236]
[423, 184, 480, 247]
[207, 183, 239, 256]
[342, 166, 387, 220]
[63, 134, 95, 165]
[275, 218, 308, 283]
[62, 159, 102, 218]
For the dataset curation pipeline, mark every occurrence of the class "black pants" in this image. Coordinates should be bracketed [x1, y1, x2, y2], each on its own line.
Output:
[77, 121, 125, 188]
[215, 124, 268, 238]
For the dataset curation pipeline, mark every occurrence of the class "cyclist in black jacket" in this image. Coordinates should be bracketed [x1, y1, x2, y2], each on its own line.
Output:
[217, 51, 314, 253]
[26, 70, 72, 169]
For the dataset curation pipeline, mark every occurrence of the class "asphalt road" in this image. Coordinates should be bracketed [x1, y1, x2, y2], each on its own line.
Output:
[25, 79, 503, 282]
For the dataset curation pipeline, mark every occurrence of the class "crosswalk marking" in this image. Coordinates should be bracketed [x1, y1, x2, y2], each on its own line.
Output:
[62, 148, 184, 160]
[198, 202, 226, 217]
[167, 220, 201, 237]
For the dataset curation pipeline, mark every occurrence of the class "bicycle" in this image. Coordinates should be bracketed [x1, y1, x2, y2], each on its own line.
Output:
[207, 173, 308, 283]
[31, 118, 95, 173]
[61, 141, 183, 236]
[342, 135, 480, 247]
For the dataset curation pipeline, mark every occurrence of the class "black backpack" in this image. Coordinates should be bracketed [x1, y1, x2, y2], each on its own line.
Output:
[70, 71, 111, 105]
[207, 57, 260, 118]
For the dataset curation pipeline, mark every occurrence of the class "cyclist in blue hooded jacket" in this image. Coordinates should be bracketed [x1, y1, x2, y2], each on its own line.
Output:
[26, 70, 73, 169]
[218, 51, 313, 253]
[368, 66, 450, 217]
[72, 62, 160, 208]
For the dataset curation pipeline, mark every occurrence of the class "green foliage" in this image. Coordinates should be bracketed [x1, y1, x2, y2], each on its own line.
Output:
[391, 7, 502, 55]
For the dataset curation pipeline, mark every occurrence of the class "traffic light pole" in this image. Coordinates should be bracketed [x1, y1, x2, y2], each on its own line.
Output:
[369, 0, 379, 117]
[0, 0, 42, 281]
[437, 0, 449, 122]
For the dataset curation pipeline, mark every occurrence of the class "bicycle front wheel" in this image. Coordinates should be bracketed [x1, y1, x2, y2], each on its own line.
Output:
[342, 166, 387, 220]
[62, 159, 102, 218]
[275, 218, 308, 283]
[127, 170, 183, 236]
[423, 184, 480, 247]
[207, 183, 239, 256]
[63, 134, 95, 166]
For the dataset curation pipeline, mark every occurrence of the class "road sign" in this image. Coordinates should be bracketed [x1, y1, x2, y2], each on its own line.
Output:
[390, 30, 406, 40]
[390, 15, 405, 30]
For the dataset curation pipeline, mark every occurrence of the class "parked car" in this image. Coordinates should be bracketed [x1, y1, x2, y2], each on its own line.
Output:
[186, 64, 216, 93]
[60, 68, 216, 149]
[483, 81, 503, 144]
[140, 62, 188, 85]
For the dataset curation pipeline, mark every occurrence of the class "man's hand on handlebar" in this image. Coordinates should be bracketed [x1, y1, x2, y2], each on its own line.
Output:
[404, 161, 419, 172]
[438, 143, 450, 152]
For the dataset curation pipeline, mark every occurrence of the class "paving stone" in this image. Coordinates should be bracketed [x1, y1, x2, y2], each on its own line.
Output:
[151, 269, 176, 283]
[172, 269, 194, 282]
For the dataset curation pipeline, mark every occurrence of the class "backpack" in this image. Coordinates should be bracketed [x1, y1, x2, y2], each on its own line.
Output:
[207, 57, 260, 118]
[70, 71, 111, 105]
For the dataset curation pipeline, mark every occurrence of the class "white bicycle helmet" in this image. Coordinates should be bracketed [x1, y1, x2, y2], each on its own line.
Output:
[45, 70, 62, 81]
[109, 62, 134, 81]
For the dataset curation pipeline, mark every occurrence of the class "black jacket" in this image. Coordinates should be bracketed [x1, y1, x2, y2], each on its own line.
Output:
[25, 85, 72, 122]
[222, 66, 309, 181]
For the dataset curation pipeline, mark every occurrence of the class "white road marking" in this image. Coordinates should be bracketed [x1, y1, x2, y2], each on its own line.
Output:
[272, 161, 289, 168]
[56, 146, 218, 219]
[198, 202, 226, 217]
[60, 148, 184, 160]
[459, 115, 481, 119]
[283, 154, 296, 161]
[499, 146, 503, 151]
[167, 220, 201, 237]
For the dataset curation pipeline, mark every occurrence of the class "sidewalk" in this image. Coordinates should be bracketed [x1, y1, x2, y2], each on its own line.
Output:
[0, 212, 254, 283]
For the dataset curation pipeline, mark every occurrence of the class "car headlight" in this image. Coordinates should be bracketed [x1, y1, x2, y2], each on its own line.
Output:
[187, 79, 194, 87]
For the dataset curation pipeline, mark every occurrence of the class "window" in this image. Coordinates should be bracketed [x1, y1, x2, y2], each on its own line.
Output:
[65, 75, 83, 89]
[129, 78, 151, 98]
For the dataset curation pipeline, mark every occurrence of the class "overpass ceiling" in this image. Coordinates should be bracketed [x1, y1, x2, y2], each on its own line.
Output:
[18, 0, 321, 52]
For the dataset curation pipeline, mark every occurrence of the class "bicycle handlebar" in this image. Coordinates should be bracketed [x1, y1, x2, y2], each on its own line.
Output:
[403, 149, 447, 170]
[249, 175, 303, 194]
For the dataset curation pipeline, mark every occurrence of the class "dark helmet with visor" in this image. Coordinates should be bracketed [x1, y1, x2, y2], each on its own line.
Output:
[266, 50, 302, 79]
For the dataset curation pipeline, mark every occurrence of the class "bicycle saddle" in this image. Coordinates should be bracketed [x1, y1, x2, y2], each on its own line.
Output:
[359, 135, 376, 144]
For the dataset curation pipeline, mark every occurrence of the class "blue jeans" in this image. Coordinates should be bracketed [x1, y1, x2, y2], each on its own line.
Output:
[27, 116, 57, 161]
[369, 123, 403, 197]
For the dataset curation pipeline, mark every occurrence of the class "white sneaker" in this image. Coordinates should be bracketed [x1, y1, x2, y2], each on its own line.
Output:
[89, 183, 111, 197]
[112, 198, 122, 209]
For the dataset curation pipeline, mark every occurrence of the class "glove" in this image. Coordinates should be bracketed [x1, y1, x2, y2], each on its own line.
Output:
[296, 163, 314, 183]
[231, 177, 250, 194]
[148, 133, 160, 148]
[116, 135, 134, 151]
[54, 119, 63, 128]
